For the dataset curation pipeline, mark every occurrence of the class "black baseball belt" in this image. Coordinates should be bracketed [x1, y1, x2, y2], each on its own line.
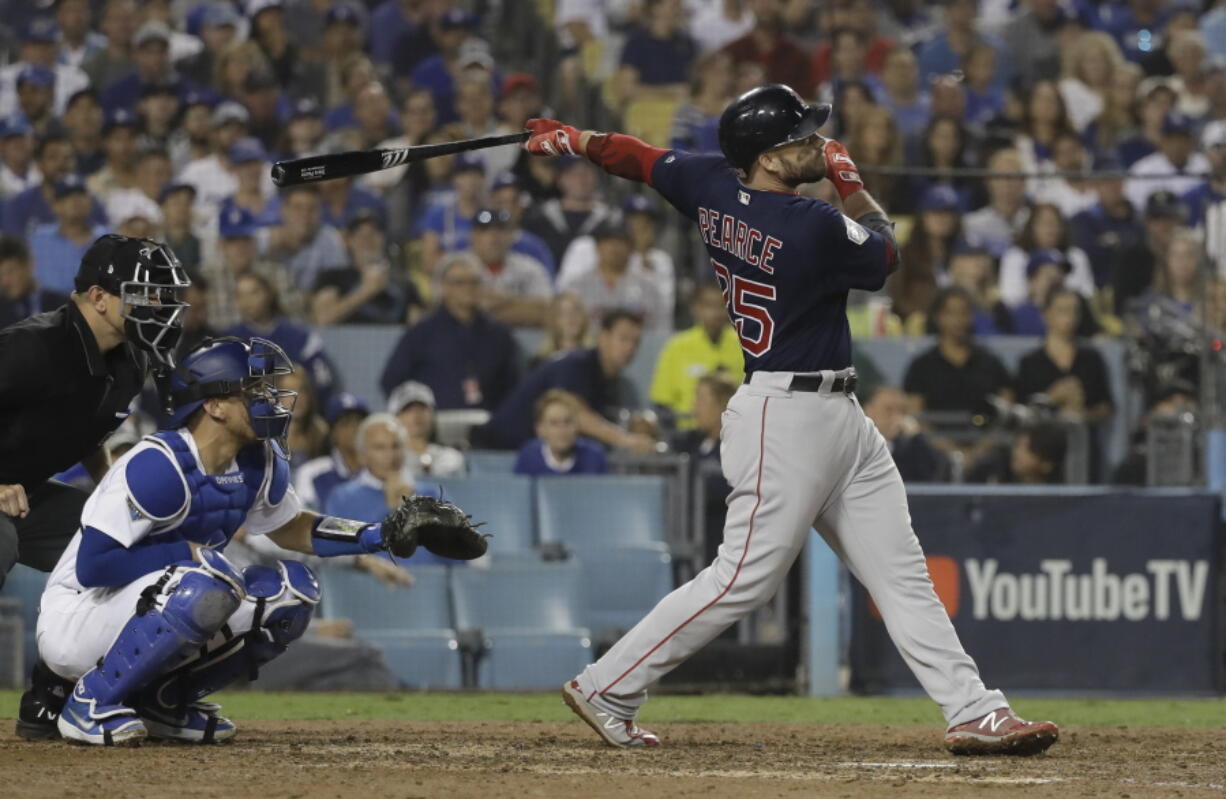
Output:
[744, 369, 858, 394]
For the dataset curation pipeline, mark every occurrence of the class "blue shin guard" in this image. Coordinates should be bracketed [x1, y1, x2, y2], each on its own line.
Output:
[134, 560, 319, 743]
[58, 551, 244, 746]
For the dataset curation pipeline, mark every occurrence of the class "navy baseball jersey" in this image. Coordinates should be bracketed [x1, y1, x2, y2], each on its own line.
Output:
[650, 152, 890, 374]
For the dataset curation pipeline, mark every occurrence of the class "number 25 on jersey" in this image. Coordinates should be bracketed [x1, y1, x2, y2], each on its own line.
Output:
[712, 259, 776, 357]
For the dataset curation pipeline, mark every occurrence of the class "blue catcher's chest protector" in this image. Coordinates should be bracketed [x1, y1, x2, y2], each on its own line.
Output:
[151, 431, 274, 547]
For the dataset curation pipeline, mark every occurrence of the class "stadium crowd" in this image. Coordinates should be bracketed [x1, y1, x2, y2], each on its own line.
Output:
[0, 0, 1222, 504]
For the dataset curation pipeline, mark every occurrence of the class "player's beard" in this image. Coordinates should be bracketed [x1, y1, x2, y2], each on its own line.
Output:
[780, 141, 827, 187]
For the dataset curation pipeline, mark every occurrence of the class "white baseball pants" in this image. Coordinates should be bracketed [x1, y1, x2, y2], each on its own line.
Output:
[576, 370, 1006, 727]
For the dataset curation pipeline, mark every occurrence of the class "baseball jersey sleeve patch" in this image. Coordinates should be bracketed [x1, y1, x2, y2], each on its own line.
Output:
[842, 214, 869, 246]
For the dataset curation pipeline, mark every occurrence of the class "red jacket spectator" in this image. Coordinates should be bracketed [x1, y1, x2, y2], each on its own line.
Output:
[722, 0, 815, 99]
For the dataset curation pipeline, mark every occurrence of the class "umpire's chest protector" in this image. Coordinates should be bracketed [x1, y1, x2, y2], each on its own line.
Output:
[148, 431, 277, 546]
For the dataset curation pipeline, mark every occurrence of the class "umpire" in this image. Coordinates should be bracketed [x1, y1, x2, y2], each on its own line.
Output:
[0, 234, 190, 739]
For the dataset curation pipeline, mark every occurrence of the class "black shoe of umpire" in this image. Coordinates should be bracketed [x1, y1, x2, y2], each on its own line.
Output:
[15, 660, 73, 740]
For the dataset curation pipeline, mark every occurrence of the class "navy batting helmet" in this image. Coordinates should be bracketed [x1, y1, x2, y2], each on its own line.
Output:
[165, 337, 297, 459]
[717, 84, 832, 174]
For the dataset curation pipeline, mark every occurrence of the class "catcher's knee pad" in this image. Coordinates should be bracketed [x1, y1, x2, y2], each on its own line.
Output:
[83, 550, 244, 706]
[139, 560, 320, 712]
[243, 560, 321, 657]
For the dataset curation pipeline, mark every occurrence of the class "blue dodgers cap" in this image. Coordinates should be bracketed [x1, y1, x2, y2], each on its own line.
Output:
[439, 8, 474, 28]
[53, 175, 90, 200]
[219, 204, 260, 238]
[1161, 110, 1195, 136]
[0, 115, 32, 138]
[182, 88, 219, 109]
[621, 193, 656, 216]
[1025, 248, 1069, 277]
[453, 152, 485, 174]
[289, 96, 322, 120]
[16, 65, 55, 89]
[228, 136, 269, 165]
[159, 181, 196, 203]
[491, 170, 520, 191]
[325, 1, 363, 26]
[323, 391, 370, 423]
[919, 183, 961, 212]
[202, 2, 241, 27]
[23, 17, 58, 43]
[104, 107, 139, 133]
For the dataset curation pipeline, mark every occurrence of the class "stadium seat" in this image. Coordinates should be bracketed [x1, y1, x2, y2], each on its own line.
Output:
[317, 564, 461, 689]
[535, 475, 668, 548]
[451, 561, 592, 690]
[571, 543, 672, 642]
[433, 475, 536, 557]
[463, 450, 519, 475]
[0, 564, 49, 676]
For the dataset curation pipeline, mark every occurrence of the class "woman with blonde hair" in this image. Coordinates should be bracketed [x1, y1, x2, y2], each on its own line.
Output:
[1058, 31, 1124, 133]
[213, 40, 272, 101]
[533, 291, 592, 368]
[1091, 61, 1143, 156]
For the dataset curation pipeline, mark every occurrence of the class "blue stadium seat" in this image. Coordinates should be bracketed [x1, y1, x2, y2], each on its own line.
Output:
[433, 475, 536, 557]
[535, 475, 668, 548]
[572, 544, 672, 641]
[0, 565, 49, 675]
[451, 561, 592, 690]
[318, 564, 460, 689]
[463, 450, 519, 475]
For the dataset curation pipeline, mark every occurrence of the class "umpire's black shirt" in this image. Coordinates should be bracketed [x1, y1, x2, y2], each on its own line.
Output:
[0, 302, 147, 489]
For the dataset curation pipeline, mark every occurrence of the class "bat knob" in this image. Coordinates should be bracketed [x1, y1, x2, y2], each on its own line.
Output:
[271, 162, 287, 187]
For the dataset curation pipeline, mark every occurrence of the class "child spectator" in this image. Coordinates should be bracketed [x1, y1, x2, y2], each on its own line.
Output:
[513, 389, 608, 477]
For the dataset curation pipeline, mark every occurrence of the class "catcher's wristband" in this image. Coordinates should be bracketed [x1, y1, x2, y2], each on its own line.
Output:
[310, 515, 384, 557]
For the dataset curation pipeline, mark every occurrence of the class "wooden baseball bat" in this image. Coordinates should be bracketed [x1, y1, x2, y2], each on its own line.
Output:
[270, 131, 531, 187]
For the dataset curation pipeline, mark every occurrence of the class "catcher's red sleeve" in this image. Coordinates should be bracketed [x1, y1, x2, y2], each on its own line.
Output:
[585, 132, 669, 187]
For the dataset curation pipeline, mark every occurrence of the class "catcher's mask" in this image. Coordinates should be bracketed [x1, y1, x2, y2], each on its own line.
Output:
[75, 235, 191, 369]
[164, 336, 298, 460]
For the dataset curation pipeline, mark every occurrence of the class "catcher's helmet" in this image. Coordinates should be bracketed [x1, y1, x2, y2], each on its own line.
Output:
[74, 235, 191, 369]
[718, 84, 832, 174]
[165, 337, 297, 459]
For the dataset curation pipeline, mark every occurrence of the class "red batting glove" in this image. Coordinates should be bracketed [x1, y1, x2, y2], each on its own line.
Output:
[524, 118, 583, 157]
[823, 140, 864, 201]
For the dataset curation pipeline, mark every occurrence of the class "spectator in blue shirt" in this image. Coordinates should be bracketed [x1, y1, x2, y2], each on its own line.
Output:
[100, 21, 187, 115]
[514, 389, 608, 477]
[409, 10, 487, 125]
[379, 253, 521, 410]
[261, 183, 350, 290]
[481, 309, 655, 453]
[325, 412, 452, 567]
[917, 0, 1010, 88]
[1011, 249, 1069, 336]
[295, 392, 370, 511]
[28, 177, 107, 294]
[369, 0, 423, 67]
[489, 170, 557, 277]
[616, 0, 696, 104]
[3, 130, 106, 238]
[0, 234, 68, 328]
[1072, 153, 1143, 287]
[226, 270, 341, 406]
[878, 47, 931, 146]
[415, 152, 486, 274]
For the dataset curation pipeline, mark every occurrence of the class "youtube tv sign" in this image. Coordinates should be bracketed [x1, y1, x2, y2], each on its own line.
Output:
[849, 489, 1224, 694]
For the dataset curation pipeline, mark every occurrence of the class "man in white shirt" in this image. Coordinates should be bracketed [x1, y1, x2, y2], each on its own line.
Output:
[1126, 111, 1211, 213]
[560, 220, 670, 333]
[466, 209, 554, 326]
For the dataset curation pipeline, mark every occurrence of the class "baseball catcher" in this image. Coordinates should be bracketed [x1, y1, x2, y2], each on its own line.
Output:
[36, 337, 486, 746]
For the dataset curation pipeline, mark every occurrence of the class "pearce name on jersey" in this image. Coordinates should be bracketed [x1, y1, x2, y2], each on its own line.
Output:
[649, 151, 891, 376]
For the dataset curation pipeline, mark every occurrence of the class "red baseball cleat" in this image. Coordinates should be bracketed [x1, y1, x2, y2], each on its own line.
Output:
[562, 681, 660, 748]
[944, 708, 1059, 756]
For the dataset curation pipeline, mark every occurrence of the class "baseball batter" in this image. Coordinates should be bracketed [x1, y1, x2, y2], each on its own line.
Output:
[524, 85, 1059, 755]
[36, 337, 486, 746]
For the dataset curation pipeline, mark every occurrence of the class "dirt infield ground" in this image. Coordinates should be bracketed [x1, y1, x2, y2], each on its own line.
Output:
[3, 720, 1223, 798]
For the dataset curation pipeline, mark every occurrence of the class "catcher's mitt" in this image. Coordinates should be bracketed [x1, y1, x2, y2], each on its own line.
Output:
[380, 495, 489, 560]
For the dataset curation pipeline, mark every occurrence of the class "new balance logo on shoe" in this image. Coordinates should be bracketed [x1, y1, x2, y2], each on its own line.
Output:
[979, 711, 1007, 733]
[603, 715, 623, 730]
